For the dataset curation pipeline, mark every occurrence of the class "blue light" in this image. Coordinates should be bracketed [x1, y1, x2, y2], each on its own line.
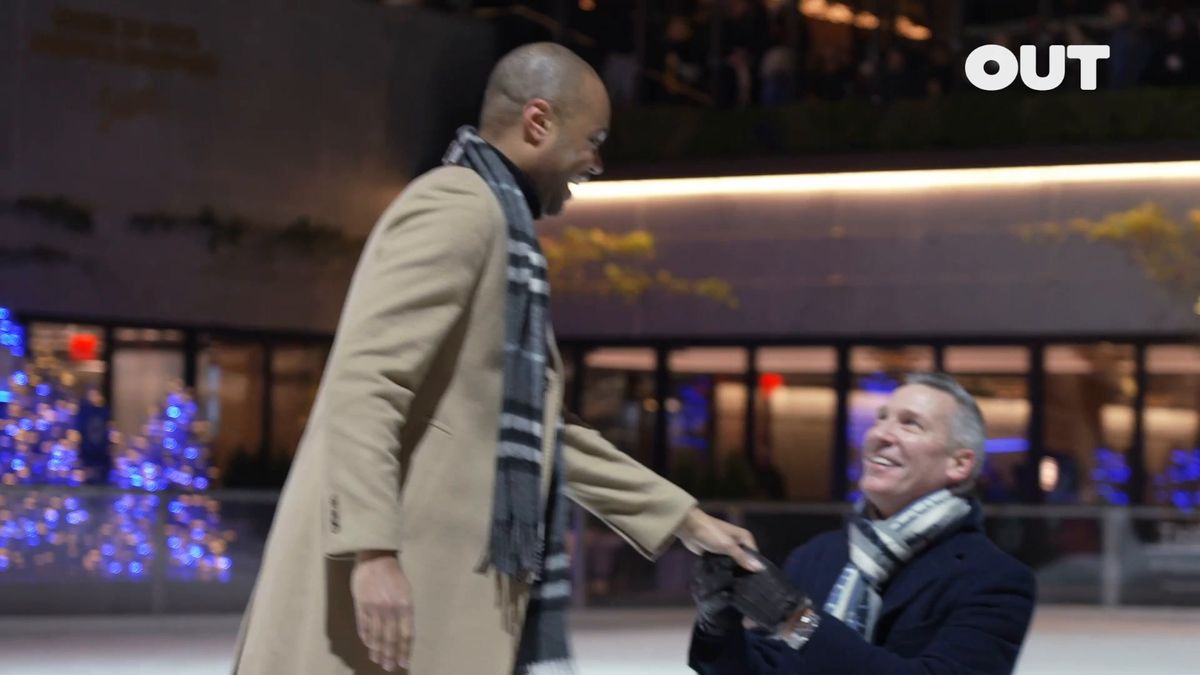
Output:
[129, 562, 144, 575]
[184, 447, 199, 460]
[0, 308, 8, 319]
[217, 556, 232, 571]
[101, 544, 116, 557]
[860, 372, 898, 394]
[5, 425, 18, 437]
[167, 536, 182, 550]
[18, 419, 32, 431]
[35, 384, 50, 397]
[0, 391, 10, 404]
[130, 475, 143, 488]
[983, 438, 1029, 455]
[166, 406, 182, 419]
[0, 557, 8, 570]
[107, 562, 122, 575]
[43, 509, 58, 524]
[137, 543, 153, 556]
[66, 511, 86, 525]
[164, 422, 176, 433]
[191, 528, 205, 541]
[35, 420, 49, 432]
[193, 477, 208, 490]
[11, 458, 25, 471]
[188, 544, 204, 559]
[169, 501, 184, 515]
[12, 372, 28, 387]
[25, 535, 39, 547]
[163, 438, 178, 451]
[1172, 491, 1193, 510]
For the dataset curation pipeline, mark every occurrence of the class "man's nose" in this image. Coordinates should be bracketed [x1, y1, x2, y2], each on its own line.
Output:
[868, 421, 898, 446]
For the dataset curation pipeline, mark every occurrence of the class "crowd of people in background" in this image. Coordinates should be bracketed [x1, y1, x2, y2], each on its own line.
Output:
[636, 1, 1200, 108]
[468, 0, 1200, 109]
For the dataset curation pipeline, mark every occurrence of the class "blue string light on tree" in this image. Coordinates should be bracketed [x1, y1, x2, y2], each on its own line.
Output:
[110, 387, 211, 492]
[108, 385, 232, 580]
[1154, 448, 1200, 511]
[0, 309, 235, 582]
[0, 309, 85, 488]
[1092, 447, 1131, 506]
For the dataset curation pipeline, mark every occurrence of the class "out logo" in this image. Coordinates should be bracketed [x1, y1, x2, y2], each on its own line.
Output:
[965, 44, 1111, 91]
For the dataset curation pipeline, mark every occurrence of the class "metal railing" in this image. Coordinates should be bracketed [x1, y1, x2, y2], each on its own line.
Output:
[3, 486, 1200, 614]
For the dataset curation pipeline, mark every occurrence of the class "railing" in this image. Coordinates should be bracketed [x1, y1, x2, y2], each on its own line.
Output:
[3, 485, 1199, 614]
[575, 501, 1200, 609]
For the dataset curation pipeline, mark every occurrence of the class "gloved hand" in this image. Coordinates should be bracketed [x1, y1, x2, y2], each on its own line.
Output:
[730, 548, 805, 632]
[690, 552, 743, 635]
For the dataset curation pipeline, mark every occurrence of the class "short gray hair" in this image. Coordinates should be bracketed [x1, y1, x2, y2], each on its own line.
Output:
[904, 372, 986, 495]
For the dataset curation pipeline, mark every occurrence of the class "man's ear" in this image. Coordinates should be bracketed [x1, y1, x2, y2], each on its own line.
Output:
[947, 447, 976, 484]
[522, 99, 553, 144]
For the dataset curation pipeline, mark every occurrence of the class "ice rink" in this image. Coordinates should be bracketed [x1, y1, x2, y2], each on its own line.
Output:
[2, 606, 1197, 674]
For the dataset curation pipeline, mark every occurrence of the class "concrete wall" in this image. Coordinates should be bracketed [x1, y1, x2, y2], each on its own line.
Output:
[545, 174, 1200, 339]
[1, 0, 494, 331]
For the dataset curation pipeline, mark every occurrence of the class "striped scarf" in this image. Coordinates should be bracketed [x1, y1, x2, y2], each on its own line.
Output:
[443, 127, 575, 675]
[823, 489, 971, 642]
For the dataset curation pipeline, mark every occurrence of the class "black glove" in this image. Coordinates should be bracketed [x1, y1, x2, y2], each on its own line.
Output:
[730, 548, 805, 632]
[690, 552, 743, 635]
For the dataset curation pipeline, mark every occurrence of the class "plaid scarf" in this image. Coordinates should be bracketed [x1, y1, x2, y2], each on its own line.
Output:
[823, 489, 971, 642]
[443, 126, 575, 675]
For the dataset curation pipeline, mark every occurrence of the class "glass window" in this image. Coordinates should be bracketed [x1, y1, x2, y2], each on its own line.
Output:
[1144, 345, 1200, 509]
[196, 337, 265, 487]
[270, 343, 330, 461]
[945, 346, 1032, 502]
[27, 322, 106, 395]
[20, 323, 109, 484]
[581, 348, 656, 467]
[1044, 343, 1136, 505]
[112, 329, 185, 439]
[755, 347, 836, 500]
[668, 348, 748, 498]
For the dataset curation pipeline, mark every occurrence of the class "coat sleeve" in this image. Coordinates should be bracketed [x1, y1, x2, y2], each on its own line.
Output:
[561, 422, 697, 559]
[321, 174, 497, 557]
[690, 562, 1037, 675]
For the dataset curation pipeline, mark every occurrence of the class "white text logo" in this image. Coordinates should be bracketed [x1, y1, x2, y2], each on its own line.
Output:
[965, 45, 1111, 91]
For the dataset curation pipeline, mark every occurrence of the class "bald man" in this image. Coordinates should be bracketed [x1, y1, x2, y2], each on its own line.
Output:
[230, 42, 761, 675]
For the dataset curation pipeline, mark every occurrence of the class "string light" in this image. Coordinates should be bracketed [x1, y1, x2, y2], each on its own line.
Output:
[0, 308, 234, 582]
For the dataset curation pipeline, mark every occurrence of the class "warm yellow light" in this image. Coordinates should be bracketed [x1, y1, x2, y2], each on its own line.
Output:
[1039, 457, 1060, 492]
[854, 12, 880, 29]
[895, 16, 931, 41]
[826, 3, 855, 23]
[571, 161, 1200, 201]
[799, 0, 827, 17]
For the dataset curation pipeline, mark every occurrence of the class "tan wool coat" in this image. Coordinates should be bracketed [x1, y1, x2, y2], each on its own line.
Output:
[231, 166, 697, 675]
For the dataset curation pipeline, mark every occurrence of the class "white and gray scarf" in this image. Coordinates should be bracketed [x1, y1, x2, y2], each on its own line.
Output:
[443, 126, 574, 675]
[823, 489, 972, 642]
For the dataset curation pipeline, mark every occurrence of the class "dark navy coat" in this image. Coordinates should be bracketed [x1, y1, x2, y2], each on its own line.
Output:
[690, 503, 1037, 674]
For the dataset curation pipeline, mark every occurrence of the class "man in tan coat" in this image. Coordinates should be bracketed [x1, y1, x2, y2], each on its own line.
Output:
[231, 43, 761, 675]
